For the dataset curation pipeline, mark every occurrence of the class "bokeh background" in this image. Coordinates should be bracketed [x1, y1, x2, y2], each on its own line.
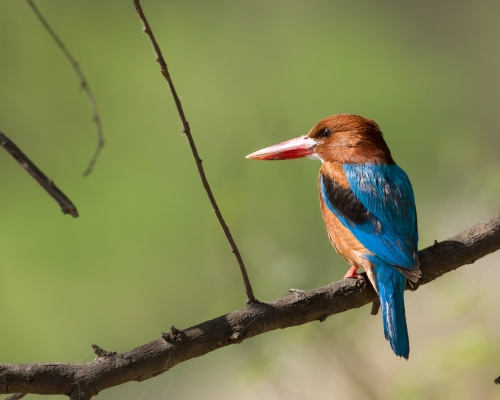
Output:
[1, 0, 500, 399]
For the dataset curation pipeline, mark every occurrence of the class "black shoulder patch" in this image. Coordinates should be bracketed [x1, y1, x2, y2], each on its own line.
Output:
[321, 173, 370, 225]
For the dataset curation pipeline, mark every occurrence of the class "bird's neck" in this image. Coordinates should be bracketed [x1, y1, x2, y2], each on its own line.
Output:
[320, 162, 350, 188]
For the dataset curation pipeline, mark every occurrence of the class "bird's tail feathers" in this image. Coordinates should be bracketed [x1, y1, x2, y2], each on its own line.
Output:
[370, 257, 410, 359]
[395, 265, 421, 283]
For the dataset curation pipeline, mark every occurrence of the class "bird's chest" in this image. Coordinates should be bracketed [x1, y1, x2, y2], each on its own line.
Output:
[319, 194, 370, 267]
[318, 164, 371, 268]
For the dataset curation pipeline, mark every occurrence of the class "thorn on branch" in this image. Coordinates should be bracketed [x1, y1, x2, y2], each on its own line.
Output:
[318, 315, 328, 322]
[495, 376, 500, 384]
[92, 344, 117, 357]
[433, 240, 441, 249]
[161, 326, 187, 345]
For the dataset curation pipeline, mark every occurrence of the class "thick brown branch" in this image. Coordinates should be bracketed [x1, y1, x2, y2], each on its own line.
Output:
[132, 0, 255, 303]
[0, 131, 78, 217]
[26, 0, 104, 176]
[1, 214, 499, 397]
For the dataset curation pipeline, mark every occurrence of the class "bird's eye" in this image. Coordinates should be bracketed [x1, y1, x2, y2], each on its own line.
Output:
[320, 128, 332, 138]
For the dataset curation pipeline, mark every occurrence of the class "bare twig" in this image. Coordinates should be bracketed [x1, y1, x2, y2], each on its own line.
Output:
[26, 0, 104, 176]
[1, 214, 499, 397]
[0, 131, 78, 217]
[132, 0, 256, 303]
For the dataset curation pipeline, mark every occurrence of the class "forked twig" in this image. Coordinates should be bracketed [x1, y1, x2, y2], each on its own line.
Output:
[26, 0, 104, 176]
[132, 0, 256, 303]
[0, 131, 78, 217]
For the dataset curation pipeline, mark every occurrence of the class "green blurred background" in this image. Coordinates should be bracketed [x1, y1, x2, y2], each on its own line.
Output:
[1, 0, 500, 398]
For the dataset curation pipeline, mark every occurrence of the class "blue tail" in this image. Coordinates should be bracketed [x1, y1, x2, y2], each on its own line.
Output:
[370, 257, 409, 359]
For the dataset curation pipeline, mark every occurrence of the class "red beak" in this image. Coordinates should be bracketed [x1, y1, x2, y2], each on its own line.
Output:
[246, 135, 317, 160]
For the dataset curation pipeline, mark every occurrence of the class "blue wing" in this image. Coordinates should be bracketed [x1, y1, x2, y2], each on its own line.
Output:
[320, 163, 418, 270]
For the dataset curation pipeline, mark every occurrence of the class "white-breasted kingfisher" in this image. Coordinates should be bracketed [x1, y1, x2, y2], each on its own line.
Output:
[246, 114, 420, 359]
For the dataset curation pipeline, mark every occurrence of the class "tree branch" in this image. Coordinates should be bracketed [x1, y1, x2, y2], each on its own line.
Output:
[0, 131, 78, 217]
[132, 0, 256, 303]
[1, 214, 499, 398]
[26, 0, 104, 177]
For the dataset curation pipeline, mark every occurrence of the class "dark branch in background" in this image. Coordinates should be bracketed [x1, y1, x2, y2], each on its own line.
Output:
[0, 214, 499, 398]
[132, 0, 256, 303]
[0, 131, 78, 217]
[26, 0, 104, 177]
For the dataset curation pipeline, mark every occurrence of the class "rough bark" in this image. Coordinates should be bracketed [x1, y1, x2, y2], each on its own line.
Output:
[1, 214, 499, 398]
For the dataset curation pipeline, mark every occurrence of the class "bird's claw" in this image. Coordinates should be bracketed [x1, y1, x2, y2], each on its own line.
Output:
[344, 265, 364, 280]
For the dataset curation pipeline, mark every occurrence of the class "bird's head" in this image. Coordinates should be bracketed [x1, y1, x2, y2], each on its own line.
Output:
[246, 114, 394, 164]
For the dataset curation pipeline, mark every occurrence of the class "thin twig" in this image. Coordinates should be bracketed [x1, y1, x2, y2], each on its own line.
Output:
[132, 0, 256, 303]
[0, 131, 78, 217]
[26, 0, 104, 177]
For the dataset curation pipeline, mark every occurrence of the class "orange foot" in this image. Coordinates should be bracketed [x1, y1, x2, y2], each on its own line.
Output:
[344, 265, 363, 280]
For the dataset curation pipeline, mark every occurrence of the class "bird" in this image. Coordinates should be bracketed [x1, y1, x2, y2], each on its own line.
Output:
[246, 114, 420, 359]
